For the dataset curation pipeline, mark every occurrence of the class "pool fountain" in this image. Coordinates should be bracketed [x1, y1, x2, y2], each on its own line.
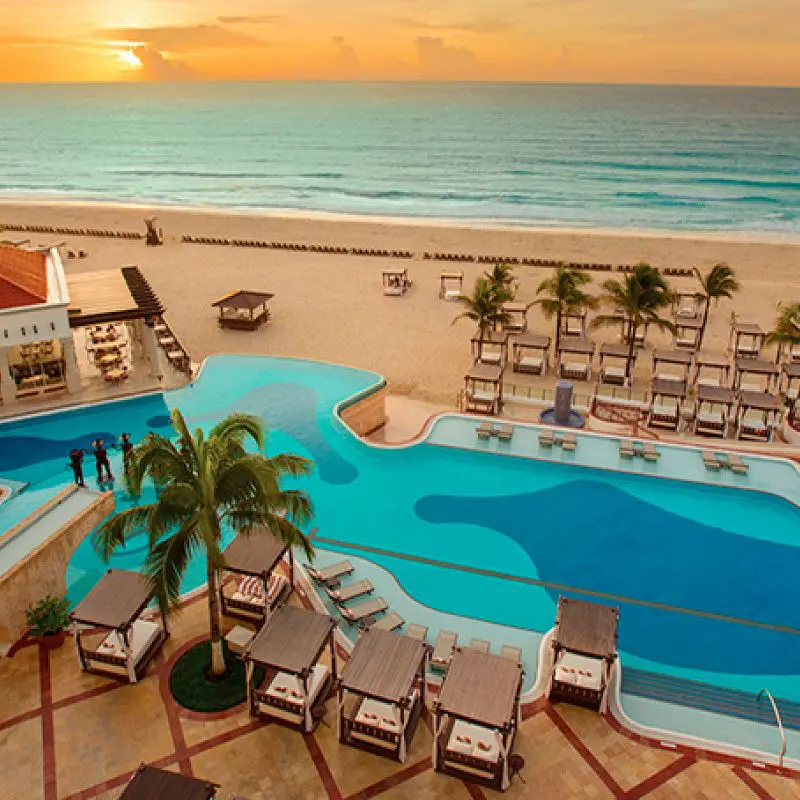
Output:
[539, 381, 585, 428]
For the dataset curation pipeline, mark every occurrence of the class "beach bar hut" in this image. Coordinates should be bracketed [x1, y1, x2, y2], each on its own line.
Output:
[647, 377, 687, 431]
[560, 309, 587, 339]
[556, 336, 595, 381]
[673, 315, 703, 350]
[511, 333, 550, 376]
[219, 526, 293, 626]
[120, 764, 217, 800]
[547, 597, 619, 711]
[433, 648, 524, 791]
[244, 605, 337, 732]
[337, 628, 431, 762]
[729, 321, 765, 359]
[463, 363, 503, 415]
[69, 569, 168, 683]
[693, 351, 731, 387]
[500, 303, 528, 334]
[598, 342, 634, 386]
[781, 362, 800, 403]
[651, 348, 693, 383]
[693, 384, 734, 437]
[211, 290, 274, 331]
[734, 391, 782, 442]
[733, 357, 780, 393]
[471, 330, 509, 367]
[382, 268, 412, 296]
[439, 271, 464, 300]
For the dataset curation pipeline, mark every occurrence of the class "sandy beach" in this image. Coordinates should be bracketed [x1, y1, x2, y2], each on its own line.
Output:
[2, 200, 798, 408]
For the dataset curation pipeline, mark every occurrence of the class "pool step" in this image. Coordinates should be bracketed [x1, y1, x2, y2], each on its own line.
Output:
[621, 667, 800, 731]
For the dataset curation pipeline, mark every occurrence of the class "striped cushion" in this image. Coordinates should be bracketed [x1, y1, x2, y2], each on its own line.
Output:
[239, 576, 266, 599]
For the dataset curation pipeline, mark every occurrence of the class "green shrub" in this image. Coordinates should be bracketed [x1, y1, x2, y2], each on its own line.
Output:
[25, 595, 71, 637]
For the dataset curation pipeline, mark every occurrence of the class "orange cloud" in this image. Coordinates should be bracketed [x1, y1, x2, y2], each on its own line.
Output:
[415, 36, 479, 78]
[97, 24, 266, 52]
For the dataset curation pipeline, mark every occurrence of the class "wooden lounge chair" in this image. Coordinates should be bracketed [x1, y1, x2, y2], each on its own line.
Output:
[307, 560, 354, 587]
[539, 429, 555, 447]
[500, 645, 522, 664]
[340, 597, 388, 625]
[476, 422, 493, 440]
[431, 631, 458, 672]
[642, 443, 660, 462]
[561, 432, 577, 452]
[496, 424, 514, 442]
[729, 453, 749, 475]
[406, 623, 429, 641]
[326, 579, 374, 605]
[701, 450, 722, 471]
[468, 638, 490, 653]
[367, 611, 405, 632]
[619, 440, 636, 459]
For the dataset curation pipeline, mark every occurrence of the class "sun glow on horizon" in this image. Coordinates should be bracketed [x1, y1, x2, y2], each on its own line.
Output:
[116, 49, 142, 69]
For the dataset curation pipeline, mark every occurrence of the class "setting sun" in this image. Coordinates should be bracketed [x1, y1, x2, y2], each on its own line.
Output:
[116, 49, 142, 69]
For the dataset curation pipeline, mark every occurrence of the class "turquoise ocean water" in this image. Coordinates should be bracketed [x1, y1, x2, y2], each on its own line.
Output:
[1, 82, 799, 235]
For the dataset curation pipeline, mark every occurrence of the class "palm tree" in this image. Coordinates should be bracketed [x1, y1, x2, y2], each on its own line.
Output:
[693, 263, 740, 350]
[453, 276, 511, 343]
[483, 263, 517, 300]
[766, 302, 800, 363]
[534, 264, 597, 353]
[93, 409, 313, 675]
[591, 263, 676, 383]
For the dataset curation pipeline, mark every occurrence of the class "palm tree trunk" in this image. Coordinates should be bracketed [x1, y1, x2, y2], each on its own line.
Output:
[626, 323, 637, 383]
[555, 308, 562, 354]
[697, 298, 710, 350]
[207, 562, 226, 675]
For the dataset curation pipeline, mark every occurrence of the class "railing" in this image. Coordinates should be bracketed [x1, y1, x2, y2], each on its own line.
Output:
[758, 688, 787, 768]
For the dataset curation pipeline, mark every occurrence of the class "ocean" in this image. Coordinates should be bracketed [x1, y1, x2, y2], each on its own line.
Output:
[1, 82, 799, 235]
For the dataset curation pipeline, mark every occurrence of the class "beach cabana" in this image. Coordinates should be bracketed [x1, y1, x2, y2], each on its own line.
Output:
[651, 348, 693, 383]
[211, 290, 273, 331]
[621, 320, 649, 348]
[337, 628, 430, 762]
[781, 362, 800, 403]
[511, 333, 550, 376]
[560, 309, 587, 338]
[647, 377, 687, 431]
[245, 605, 337, 732]
[219, 526, 293, 626]
[692, 351, 731, 387]
[733, 357, 779, 393]
[69, 569, 167, 684]
[547, 597, 619, 711]
[734, 391, 782, 442]
[500, 303, 528, 334]
[693, 384, 734, 437]
[439, 271, 463, 300]
[598, 342, 633, 386]
[382, 268, 412, 296]
[471, 330, 509, 367]
[729, 321, 765, 359]
[433, 648, 524, 791]
[556, 336, 595, 381]
[673, 315, 703, 350]
[463, 363, 503, 415]
[673, 291, 702, 320]
[120, 764, 217, 800]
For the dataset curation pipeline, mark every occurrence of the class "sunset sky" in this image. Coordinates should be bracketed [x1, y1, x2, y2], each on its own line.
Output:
[1, 0, 798, 85]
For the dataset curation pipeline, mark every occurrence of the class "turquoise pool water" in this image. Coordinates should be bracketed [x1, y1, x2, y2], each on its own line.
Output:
[1, 354, 799, 758]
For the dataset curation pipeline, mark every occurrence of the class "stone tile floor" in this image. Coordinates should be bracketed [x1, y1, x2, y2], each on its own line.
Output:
[2, 593, 799, 800]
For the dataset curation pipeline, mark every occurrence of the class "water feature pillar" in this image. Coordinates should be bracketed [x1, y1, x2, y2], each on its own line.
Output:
[60, 336, 81, 394]
[142, 322, 162, 378]
[554, 381, 574, 426]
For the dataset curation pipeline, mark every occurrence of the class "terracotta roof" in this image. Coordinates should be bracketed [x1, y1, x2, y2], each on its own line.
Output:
[0, 246, 47, 310]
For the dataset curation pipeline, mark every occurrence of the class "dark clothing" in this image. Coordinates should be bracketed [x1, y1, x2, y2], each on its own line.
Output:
[69, 450, 85, 487]
[93, 443, 113, 483]
[121, 440, 134, 473]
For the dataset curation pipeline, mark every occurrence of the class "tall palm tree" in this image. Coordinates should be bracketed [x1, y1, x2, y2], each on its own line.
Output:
[591, 263, 676, 383]
[483, 263, 517, 300]
[766, 302, 800, 363]
[94, 410, 313, 675]
[534, 263, 597, 353]
[694, 263, 740, 350]
[453, 276, 511, 343]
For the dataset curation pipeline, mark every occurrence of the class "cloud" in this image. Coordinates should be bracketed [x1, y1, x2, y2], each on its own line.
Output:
[331, 36, 360, 76]
[396, 17, 509, 34]
[98, 24, 265, 52]
[415, 36, 478, 77]
[216, 15, 285, 25]
[131, 46, 197, 81]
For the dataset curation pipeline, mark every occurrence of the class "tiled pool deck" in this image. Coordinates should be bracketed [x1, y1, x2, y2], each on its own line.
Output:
[3, 582, 800, 800]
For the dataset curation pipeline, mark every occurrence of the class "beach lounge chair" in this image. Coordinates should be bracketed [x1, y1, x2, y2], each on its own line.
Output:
[326, 579, 374, 605]
[307, 560, 354, 587]
[406, 623, 429, 641]
[468, 638, 490, 653]
[715, 452, 730, 469]
[642, 443, 660, 462]
[340, 597, 388, 625]
[500, 645, 522, 664]
[561, 431, 577, 452]
[539, 429, 555, 447]
[701, 450, 722, 471]
[496, 424, 514, 442]
[619, 440, 636, 459]
[430, 631, 458, 672]
[367, 611, 405, 632]
[729, 453, 749, 475]
[476, 422, 493, 440]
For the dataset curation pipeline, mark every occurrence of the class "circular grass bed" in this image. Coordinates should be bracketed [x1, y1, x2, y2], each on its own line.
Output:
[169, 640, 264, 713]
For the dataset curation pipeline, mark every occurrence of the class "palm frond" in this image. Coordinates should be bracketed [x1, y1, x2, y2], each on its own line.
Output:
[93, 505, 155, 562]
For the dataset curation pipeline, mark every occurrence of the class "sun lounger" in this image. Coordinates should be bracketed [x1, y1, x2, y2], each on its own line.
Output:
[729, 453, 749, 475]
[561, 431, 577, 452]
[367, 611, 405, 632]
[715, 452, 730, 469]
[468, 638, 490, 653]
[307, 560, 354, 587]
[406, 623, 429, 641]
[496, 424, 514, 441]
[539, 429, 555, 447]
[500, 645, 522, 664]
[477, 422, 493, 440]
[642, 443, 660, 462]
[326, 579, 374, 605]
[701, 450, 722, 470]
[619, 440, 636, 459]
[340, 596, 388, 625]
[431, 631, 458, 672]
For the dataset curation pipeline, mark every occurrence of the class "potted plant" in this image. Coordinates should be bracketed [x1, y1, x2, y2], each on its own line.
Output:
[25, 595, 71, 649]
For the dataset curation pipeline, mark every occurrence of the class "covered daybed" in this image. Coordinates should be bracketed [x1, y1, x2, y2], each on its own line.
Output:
[547, 596, 619, 711]
[734, 391, 782, 442]
[730, 321, 765, 359]
[69, 569, 167, 684]
[500, 303, 528, 334]
[211, 290, 274, 331]
[120, 764, 217, 800]
[337, 628, 430, 762]
[245, 604, 337, 732]
[433, 648, 524, 791]
[647, 377, 686, 431]
[382, 268, 412, 296]
[733, 357, 779, 393]
[693, 384, 734, 437]
[560, 309, 587, 338]
[219, 526, 293, 626]
[471, 330, 509, 367]
[598, 342, 633, 386]
[462, 363, 503, 415]
[439, 271, 463, 300]
[651, 348, 693, 384]
[692, 351, 731, 387]
[782, 361, 800, 403]
[673, 291, 702, 320]
[511, 333, 550, 376]
[556, 336, 595, 381]
[673, 315, 703, 350]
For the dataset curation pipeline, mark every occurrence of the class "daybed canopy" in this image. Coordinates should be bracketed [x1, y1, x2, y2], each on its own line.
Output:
[439, 271, 463, 300]
[693, 384, 735, 437]
[211, 289, 273, 331]
[382, 268, 411, 296]
[245, 604, 337, 732]
[500, 303, 528, 333]
[120, 764, 217, 800]
[651, 348, 693, 382]
[463, 362, 503, 415]
[556, 336, 595, 382]
[733, 357, 779, 392]
[782, 361, 800, 402]
[730, 321, 765, 359]
[471, 330, 509, 367]
[673, 314, 703, 349]
[69, 568, 167, 683]
[673, 291, 703, 320]
[598, 342, 633, 386]
[560, 309, 587, 338]
[735, 390, 782, 442]
[338, 628, 431, 762]
[648, 378, 686, 430]
[693, 351, 731, 386]
[511, 332, 551, 376]
[433, 648, 524, 791]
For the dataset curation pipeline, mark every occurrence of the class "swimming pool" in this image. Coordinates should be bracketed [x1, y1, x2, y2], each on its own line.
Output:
[1, 354, 799, 763]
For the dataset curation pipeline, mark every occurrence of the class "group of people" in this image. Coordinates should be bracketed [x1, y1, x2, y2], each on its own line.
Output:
[68, 433, 134, 487]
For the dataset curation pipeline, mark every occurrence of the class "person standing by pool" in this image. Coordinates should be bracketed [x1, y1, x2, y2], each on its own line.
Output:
[120, 433, 134, 473]
[92, 439, 113, 483]
[68, 448, 85, 487]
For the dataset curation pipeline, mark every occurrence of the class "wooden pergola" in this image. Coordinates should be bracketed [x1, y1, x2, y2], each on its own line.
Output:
[120, 764, 217, 800]
[692, 351, 731, 387]
[693, 384, 734, 437]
[673, 315, 703, 350]
[729, 321, 765, 359]
[733, 357, 779, 393]
[438, 271, 464, 300]
[500, 303, 528, 334]
[560, 309, 587, 338]
[471, 330, 509, 367]
[219, 527, 293, 626]
[337, 628, 431, 762]
[511, 333, 551, 376]
[647, 377, 687, 431]
[781, 361, 800, 403]
[673, 291, 703, 320]
[382, 268, 411, 296]
[556, 336, 595, 381]
[735, 390, 782, 442]
[69, 569, 168, 684]
[547, 597, 619, 711]
[433, 649, 524, 791]
[463, 362, 503, 415]
[211, 290, 273, 331]
[245, 605, 337, 732]
[651, 348, 693, 383]
[598, 342, 632, 386]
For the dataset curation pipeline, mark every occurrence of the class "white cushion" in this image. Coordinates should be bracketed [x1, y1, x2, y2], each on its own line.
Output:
[555, 651, 603, 692]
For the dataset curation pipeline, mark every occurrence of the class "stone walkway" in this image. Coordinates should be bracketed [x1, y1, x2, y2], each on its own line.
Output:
[2, 595, 799, 800]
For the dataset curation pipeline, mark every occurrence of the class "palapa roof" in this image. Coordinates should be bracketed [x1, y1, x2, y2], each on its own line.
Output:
[70, 569, 153, 630]
[695, 351, 730, 369]
[340, 628, 429, 703]
[465, 362, 503, 383]
[436, 649, 522, 729]
[599, 342, 630, 359]
[211, 289, 274, 310]
[246, 604, 335, 673]
[222, 526, 288, 576]
[555, 597, 619, 660]
[558, 336, 595, 355]
[653, 349, 693, 366]
[120, 764, 217, 800]
[739, 391, 782, 411]
[68, 267, 163, 327]
[696, 384, 735, 405]
[733, 322, 764, 336]
[513, 332, 551, 350]
[735, 357, 779, 376]
[651, 377, 687, 398]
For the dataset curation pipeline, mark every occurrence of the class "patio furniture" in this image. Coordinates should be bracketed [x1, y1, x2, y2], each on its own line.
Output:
[556, 336, 595, 382]
[500, 645, 522, 664]
[476, 421, 493, 440]
[406, 623, 429, 641]
[431, 631, 458, 673]
[647, 378, 687, 432]
[651, 349, 693, 384]
[702, 450, 722, 470]
[735, 391, 782, 442]
[500, 303, 528, 334]
[511, 333, 550, 376]
[728, 453, 749, 475]
[439, 271, 463, 300]
[307, 560, 354, 588]
[225, 625, 255, 656]
[362, 611, 405, 633]
[382, 268, 412, 296]
[673, 315, 703, 350]
[619, 439, 636, 459]
[469, 638, 491, 653]
[496, 424, 513, 441]
[212, 290, 274, 330]
[539, 429, 555, 447]
[463, 363, 503, 416]
[340, 597, 389, 625]
[598, 343, 632, 387]
[326, 579, 374, 605]
[692, 351, 731, 387]
[642, 442, 660, 462]
[471, 330, 509, 368]
[561, 431, 577, 451]
[693, 385, 734, 438]
[729, 321, 765, 359]
[120, 763, 218, 800]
